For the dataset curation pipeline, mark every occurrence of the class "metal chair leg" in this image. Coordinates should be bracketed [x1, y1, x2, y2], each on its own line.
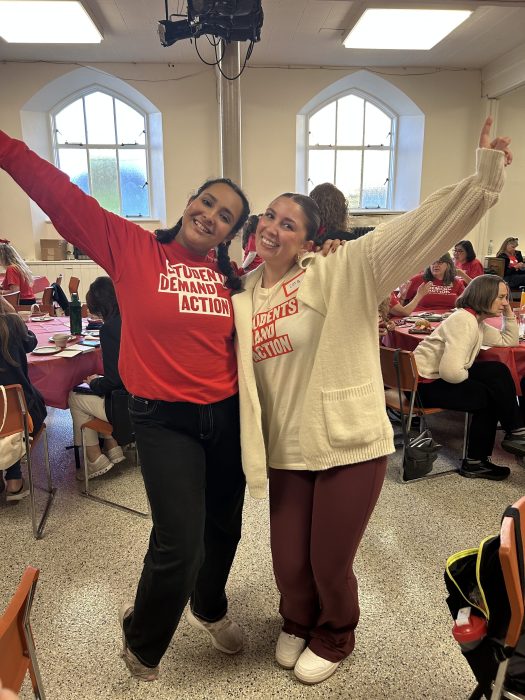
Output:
[26, 425, 56, 540]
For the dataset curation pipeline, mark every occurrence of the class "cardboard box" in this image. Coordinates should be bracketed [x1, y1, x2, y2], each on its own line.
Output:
[40, 239, 67, 261]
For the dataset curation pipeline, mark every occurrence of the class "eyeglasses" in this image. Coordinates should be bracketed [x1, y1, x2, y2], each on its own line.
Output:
[453, 248, 464, 253]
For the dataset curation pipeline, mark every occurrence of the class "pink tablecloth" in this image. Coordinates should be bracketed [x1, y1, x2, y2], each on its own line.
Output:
[28, 317, 103, 409]
[0, 274, 49, 294]
[384, 315, 525, 395]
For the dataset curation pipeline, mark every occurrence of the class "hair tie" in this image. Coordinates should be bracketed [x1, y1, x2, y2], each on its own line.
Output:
[0, 238, 10, 244]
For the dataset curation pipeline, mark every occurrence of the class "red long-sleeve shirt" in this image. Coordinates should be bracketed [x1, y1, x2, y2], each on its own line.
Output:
[0, 131, 237, 404]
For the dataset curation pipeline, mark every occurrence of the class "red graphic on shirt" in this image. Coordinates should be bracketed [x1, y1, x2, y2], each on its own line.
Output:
[158, 261, 230, 316]
[252, 297, 298, 363]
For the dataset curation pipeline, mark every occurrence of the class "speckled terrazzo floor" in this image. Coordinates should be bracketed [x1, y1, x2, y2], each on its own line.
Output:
[2, 408, 524, 700]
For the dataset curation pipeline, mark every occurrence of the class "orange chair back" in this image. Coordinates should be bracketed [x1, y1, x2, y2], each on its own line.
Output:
[0, 384, 33, 437]
[68, 276, 80, 295]
[380, 346, 419, 393]
[499, 495, 525, 650]
[0, 566, 44, 697]
[1, 290, 20, 306]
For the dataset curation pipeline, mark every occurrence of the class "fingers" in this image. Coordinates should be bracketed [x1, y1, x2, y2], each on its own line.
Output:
[479, 115, 493, 148]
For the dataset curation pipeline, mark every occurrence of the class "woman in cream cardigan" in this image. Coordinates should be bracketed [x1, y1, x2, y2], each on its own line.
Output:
[232, 118, 513, 685]
[414, 275, 525, 481]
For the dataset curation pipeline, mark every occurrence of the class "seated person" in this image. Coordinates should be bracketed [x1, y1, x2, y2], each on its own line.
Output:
[453, 240, 484, 283]
[0, 295, 46, 501]
[309, 182, 374, 244]
[403, 253, 465, 311]
[378, 284, 431, 337]
[241, 214, 263, 273]
[413, 275, 525, 480]
[68, 277, 125, 479]
[0, 240, 36, 306]
[496, 236, 525, 289]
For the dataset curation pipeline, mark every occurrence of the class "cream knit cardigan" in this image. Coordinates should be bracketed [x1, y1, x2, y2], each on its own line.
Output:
[233, 149, 506, 499]
[413, 308, 518, 384]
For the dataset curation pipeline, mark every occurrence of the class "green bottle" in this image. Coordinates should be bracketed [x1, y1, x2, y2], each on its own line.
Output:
[69, 292, 82, 335]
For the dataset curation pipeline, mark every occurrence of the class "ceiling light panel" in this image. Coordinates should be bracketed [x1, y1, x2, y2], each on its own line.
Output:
[0, 1, 102, 43]
[343, 8, 472, 50]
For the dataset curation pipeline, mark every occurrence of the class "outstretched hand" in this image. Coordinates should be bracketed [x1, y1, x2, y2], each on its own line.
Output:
[479, 116, 512, 166]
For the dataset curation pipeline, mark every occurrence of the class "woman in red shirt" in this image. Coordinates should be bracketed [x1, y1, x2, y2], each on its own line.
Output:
[0, 241, 36, 305]
[403, 253, 465, 312]
[453, 240, 484, 283]
[0, 129, 251, 683]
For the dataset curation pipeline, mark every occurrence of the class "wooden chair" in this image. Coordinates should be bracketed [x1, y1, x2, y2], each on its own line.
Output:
[484, 256, 506, 278]
[489, 496, 525, 699]
[81, 390, 148, 518]
[68, 276, 80, 295]
[0, 290, 20, 307]
[0, 566, 46, 699]
[380, 346, 465, 482]
[0, 385, 56, 539]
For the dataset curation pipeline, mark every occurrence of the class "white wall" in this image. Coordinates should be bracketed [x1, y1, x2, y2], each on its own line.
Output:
[0, 61, 515, 265]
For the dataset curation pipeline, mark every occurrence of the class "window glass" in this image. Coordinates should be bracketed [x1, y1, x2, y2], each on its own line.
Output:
[335, 151, 362, 209]
[336, 94, 363, 147]
[89, 149, 119, 212]
[85, 92, 116, 144]
[309, 102, 335, 146]
[53, 90, 151, 217]
[362, 150, 390, 208]
[57, 149, 89, 193]
[364, 102, 391, 146]
[55, 99, 86, 145]
[307, 150, 335, 191]
[307, 93, 393, 209]
[116, 100, 146, 145]
[119, 150, 149, 217]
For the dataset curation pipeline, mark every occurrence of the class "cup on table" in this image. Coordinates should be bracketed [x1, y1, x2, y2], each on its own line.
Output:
[18, 310, 31, 322]
[52, 332, 70, 349]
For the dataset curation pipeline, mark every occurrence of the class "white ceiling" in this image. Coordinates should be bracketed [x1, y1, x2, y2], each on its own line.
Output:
[1, 0, 525, 69]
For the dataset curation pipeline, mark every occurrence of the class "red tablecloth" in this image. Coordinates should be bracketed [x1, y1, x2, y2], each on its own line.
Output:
[384, 315, 525, 395]
[28, 317, 103, 409]
[0, 274, 49, 294]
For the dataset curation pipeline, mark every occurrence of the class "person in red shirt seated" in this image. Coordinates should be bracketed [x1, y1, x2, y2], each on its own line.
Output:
[453, 240, 484, 283]
[403, 253, 465, 312]
[0, 241, 36, 305]
[241, 214, 263, 272]
[497, 237, 525, 289]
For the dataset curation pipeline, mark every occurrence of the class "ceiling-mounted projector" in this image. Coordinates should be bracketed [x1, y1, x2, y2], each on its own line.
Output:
[158, 0, 263, 47]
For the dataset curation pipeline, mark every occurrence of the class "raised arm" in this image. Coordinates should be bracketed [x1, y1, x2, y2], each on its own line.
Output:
[0, 131, 144, 279]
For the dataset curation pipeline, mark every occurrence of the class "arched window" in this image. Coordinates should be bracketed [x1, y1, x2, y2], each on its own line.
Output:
[52, 90, 150, 218]
[307, 92, 394, 210]
[297, 70, 425, 213]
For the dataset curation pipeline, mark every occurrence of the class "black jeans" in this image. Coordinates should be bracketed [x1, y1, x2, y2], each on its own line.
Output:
[124, 393, 246, 667]
[417, 361, 522, 460]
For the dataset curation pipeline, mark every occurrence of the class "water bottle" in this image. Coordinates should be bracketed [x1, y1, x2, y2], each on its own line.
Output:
[69, 292, 82, 335]
[487, 239, 493, 255]
[452, 610, 487, 652]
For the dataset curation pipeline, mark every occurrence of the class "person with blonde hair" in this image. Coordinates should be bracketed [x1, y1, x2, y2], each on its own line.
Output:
[496, 237, 525, 288]
[0, 240, 35, 305]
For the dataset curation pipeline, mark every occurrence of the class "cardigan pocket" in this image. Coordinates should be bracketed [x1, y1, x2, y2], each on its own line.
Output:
[322, 382, 383, 447]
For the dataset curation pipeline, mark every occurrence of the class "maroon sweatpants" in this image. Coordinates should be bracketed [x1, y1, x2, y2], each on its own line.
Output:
[269, 457, 387, 662]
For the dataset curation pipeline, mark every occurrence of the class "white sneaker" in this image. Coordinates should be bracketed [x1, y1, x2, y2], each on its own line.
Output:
[105, 445, 126, 464]
[76, 453, 114, 481]
[186, 608, 243, 654]
[294, 647, 341, 684]
[275, 632, 306, 669]
[118, 603, 159, 682]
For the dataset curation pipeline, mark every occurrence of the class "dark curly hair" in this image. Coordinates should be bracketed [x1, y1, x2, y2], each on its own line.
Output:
[309, 183, 347, 234]
[155, 178, 250, 291]
[423, 253, 457, 285]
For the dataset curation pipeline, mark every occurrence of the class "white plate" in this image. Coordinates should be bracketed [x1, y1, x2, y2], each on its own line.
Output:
[32, 346, 61, 355]
[30, 316, 54, 322]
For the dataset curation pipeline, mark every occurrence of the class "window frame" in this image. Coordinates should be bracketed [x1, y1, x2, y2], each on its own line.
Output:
[306, 89, 397, 211]
[50, 87, 152, 219]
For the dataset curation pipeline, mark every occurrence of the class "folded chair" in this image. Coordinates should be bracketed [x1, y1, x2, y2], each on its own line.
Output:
[81, 389, 148, 518]
[0, 384, 55, 539]
[0, 566, 46, 699]
[380, 346, 467, 482]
